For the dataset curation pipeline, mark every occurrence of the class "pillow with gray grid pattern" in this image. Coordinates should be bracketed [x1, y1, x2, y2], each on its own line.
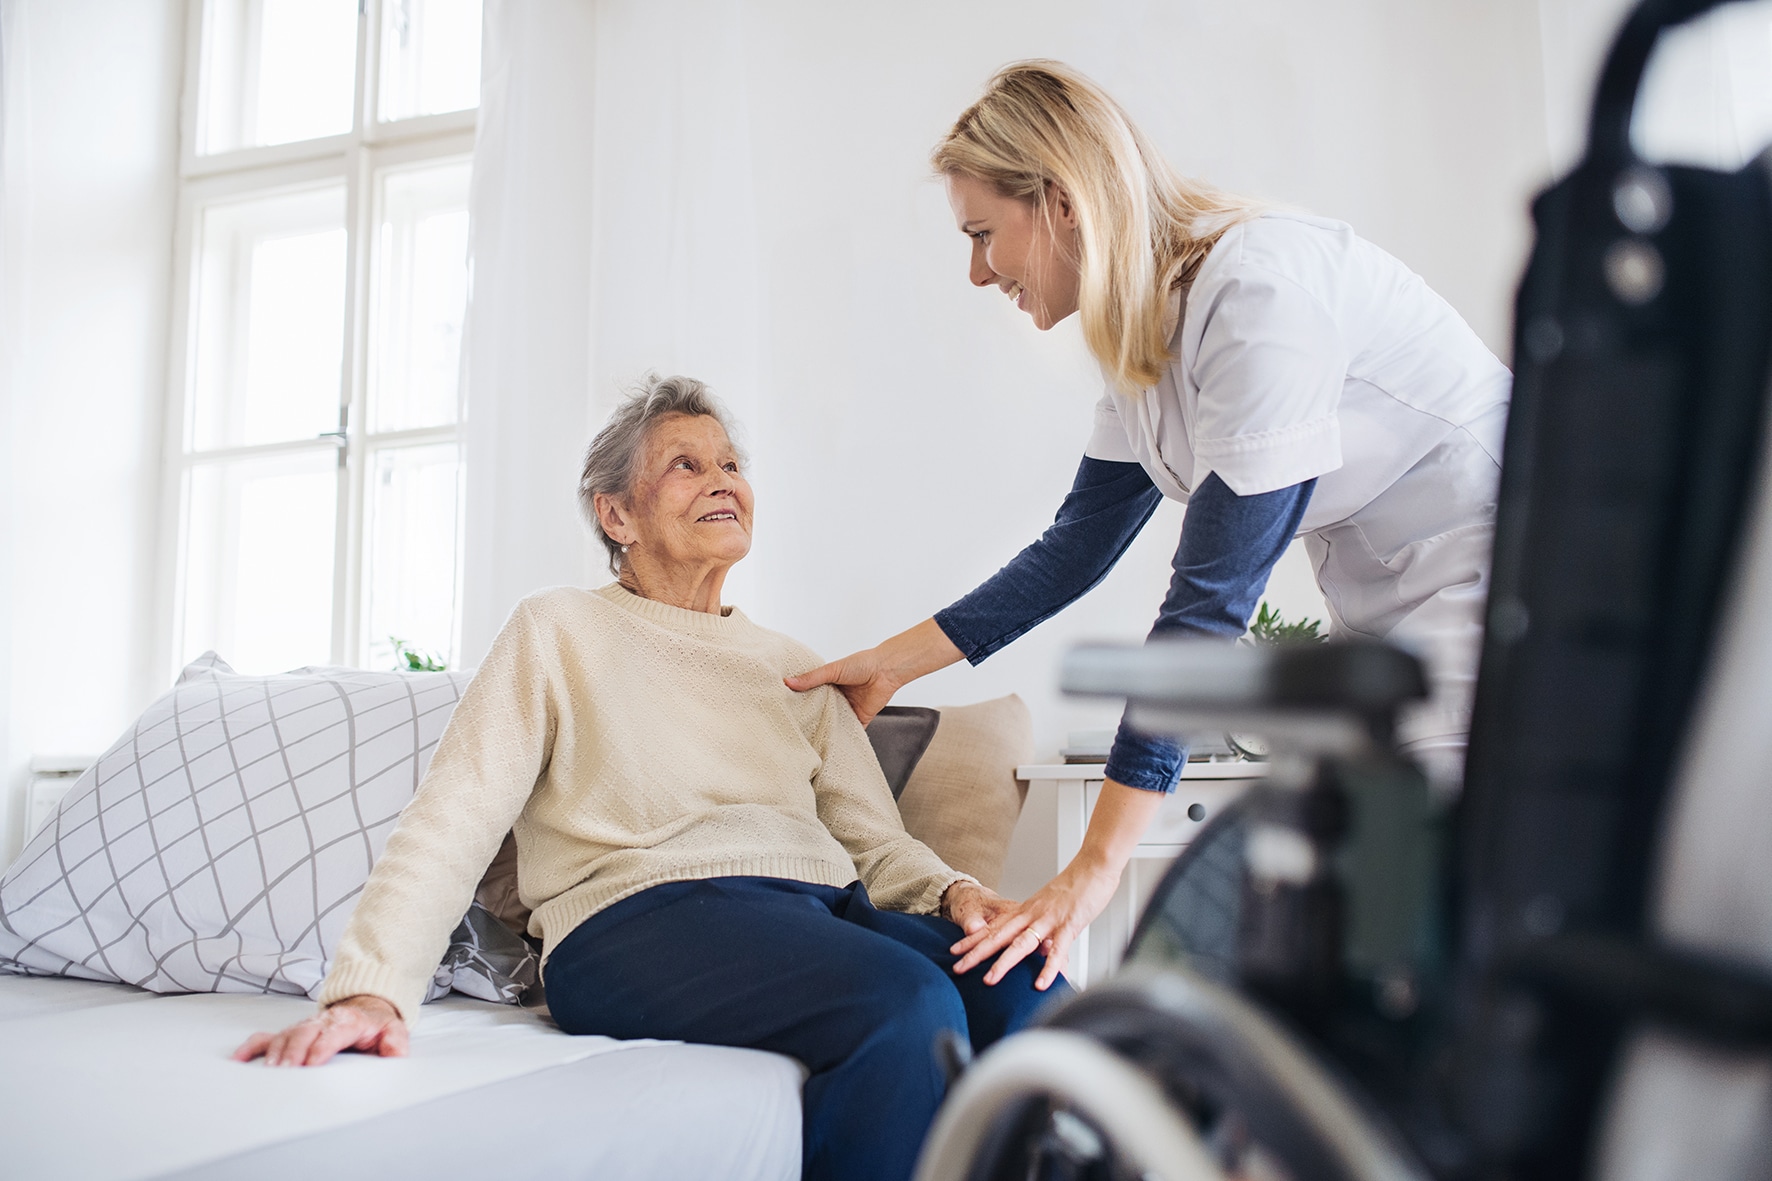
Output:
[0, 652, 499, 1003]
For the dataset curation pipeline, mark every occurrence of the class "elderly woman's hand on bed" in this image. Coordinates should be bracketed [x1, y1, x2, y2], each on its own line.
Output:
[232, 995, 409, 1067]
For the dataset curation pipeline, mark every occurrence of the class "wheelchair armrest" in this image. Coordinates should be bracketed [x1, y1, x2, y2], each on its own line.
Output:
[1507, 932, 1772, 1049]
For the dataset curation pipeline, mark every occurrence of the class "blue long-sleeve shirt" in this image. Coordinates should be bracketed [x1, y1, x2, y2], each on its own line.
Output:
[934, 456, 1314, 792]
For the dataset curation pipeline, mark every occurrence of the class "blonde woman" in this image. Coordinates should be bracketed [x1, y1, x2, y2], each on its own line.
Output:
[790, 61, 1510, 990]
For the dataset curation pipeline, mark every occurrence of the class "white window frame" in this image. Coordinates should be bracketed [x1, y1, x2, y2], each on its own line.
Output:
[157, 0, 478, 679]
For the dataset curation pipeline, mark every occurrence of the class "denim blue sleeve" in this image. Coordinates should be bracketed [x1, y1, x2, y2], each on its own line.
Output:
[1102, 472, 1317, 793]
[933, 457, 1164, 663]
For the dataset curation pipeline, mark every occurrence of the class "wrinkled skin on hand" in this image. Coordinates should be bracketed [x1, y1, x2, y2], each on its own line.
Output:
[950, 860, 1121, 991]
[232, 994, 409, 1067]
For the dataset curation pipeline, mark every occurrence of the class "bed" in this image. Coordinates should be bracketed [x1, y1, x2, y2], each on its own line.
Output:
[0, 974, 803, 1180]
[0, 654, 1033, 1180]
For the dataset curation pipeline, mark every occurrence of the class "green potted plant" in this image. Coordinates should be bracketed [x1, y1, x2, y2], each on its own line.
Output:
[389, 637, 448, 672]
[1227, 602, 1327, 759]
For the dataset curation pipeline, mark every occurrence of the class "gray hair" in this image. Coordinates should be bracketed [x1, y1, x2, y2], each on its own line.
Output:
[578, 373, 745, 574]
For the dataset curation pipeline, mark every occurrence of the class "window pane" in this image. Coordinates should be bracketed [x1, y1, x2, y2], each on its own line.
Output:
[191, 186, 348, 451]
[181, 451, 339, 674]
[378, 0, 483, 122]
[369, 162, 471, 433]
[364, 443, 463, 670]
[200, 0, 359, 153]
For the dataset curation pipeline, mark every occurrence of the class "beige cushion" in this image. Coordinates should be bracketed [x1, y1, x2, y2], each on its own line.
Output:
[474, 692, 1035, 927]
[476, 830, 530, 935]
[896, 695, 1033, 891]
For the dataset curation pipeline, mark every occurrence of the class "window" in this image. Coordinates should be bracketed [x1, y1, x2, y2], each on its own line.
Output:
[166, 0, 482, 675]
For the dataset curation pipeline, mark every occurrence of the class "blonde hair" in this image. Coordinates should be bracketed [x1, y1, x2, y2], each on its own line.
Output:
[932, 60, 1262, 393]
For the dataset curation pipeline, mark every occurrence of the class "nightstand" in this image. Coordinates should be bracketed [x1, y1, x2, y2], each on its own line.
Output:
[1015, 761, 1265, 987]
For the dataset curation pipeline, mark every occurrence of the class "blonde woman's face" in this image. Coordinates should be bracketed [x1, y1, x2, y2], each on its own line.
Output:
[945, 172, 1081, 331]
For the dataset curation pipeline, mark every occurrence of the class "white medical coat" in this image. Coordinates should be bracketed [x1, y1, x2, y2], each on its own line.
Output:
[1086, 212, 1513, 765]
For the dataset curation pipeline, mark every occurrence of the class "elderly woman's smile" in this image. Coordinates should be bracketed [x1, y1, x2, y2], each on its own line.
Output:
[591, 409, 754, 614]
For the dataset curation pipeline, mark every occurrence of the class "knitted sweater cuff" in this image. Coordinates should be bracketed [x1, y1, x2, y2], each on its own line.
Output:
[317, 960, 429, 1026]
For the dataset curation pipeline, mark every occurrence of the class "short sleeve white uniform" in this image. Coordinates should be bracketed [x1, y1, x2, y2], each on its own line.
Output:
[1088, 212, 1513, 771]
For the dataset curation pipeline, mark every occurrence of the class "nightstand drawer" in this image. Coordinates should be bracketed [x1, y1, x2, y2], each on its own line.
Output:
[1019, 762, 1266, 987]
[1142, 779, 1251, 847]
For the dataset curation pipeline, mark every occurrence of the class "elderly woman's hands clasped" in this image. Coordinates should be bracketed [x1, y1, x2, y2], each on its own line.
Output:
[232, 995, 408, 1067]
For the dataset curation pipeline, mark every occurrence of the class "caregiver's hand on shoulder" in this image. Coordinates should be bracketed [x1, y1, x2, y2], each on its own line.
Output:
[785, 619, 964, 725]
[950, 860, 1121, 992]
[785, 644, 902, 723]
[233, 994, 408, 1067]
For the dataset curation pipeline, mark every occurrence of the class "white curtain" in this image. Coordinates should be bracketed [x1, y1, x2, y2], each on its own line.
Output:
[460, 0, 601, 662]
[462, 0, 1555, 750]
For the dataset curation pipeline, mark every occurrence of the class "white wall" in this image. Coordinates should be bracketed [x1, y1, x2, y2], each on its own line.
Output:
[528, 0, 1554, 761]
[1538, 0, 1639, 175]
[0, 0, 183, 861]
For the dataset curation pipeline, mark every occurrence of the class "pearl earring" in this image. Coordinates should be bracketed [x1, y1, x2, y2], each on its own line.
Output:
[621, 544, 630, 553]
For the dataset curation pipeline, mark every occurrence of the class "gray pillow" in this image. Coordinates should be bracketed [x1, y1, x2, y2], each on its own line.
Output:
[428, 900, 541, 1005]
[865, 707, 941, 799]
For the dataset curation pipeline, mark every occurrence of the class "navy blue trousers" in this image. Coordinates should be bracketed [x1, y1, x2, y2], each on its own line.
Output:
[544, 876, 1069, 1181]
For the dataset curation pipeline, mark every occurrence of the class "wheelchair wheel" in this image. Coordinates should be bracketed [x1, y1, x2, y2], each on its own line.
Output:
[915, 1027, 1223, 1181]
[1123, 797, 1249, 983]
[917, 967, 1430, 1181]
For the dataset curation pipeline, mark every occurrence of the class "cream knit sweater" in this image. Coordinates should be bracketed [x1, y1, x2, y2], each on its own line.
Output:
[318, 584, 971, 1021]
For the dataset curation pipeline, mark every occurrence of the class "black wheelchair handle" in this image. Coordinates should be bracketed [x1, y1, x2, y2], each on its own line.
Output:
[1588, 0, 1740, 164]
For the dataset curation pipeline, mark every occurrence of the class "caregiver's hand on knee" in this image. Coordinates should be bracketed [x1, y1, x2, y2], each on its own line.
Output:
[233, 994, 408, 1067]
[952, 777, 1165, 990]
[785, 619, 963, 724]
[949, 860, 1118, 991]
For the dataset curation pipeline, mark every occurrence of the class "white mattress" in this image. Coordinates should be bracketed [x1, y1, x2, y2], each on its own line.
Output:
[0, 975, 803, 1181]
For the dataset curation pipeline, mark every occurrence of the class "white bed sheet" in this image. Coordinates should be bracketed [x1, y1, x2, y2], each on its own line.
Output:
[0, 976, 803, 1181]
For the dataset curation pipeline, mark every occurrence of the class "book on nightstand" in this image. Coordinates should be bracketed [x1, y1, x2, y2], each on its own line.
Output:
[1059, 730, 1242, 764]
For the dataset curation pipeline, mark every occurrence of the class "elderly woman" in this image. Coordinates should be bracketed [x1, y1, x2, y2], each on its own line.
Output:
[233, 374, 1062, 1181]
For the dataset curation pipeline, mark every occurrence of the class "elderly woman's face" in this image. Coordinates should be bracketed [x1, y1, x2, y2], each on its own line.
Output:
[621, 413, 753, 569]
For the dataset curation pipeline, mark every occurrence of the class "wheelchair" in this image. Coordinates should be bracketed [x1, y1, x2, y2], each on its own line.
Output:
[916, 1, 1772, 1177]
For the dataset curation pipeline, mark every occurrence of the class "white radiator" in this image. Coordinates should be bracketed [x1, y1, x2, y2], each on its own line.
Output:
[26, 756, 94, 839]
